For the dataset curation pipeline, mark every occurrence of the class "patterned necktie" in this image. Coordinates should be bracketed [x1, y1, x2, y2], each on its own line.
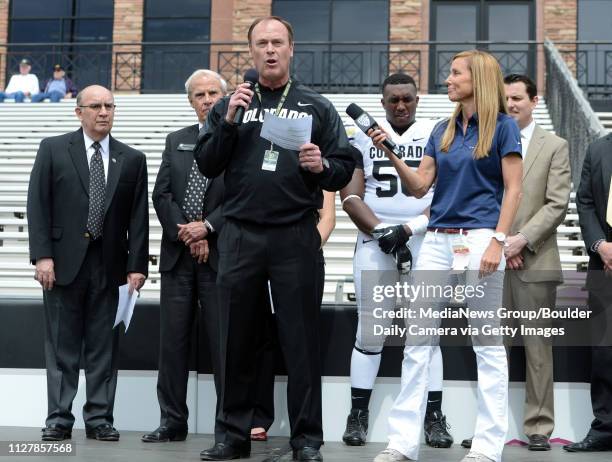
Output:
[182, 159, 207, 222]
[87, 141, 106, 239]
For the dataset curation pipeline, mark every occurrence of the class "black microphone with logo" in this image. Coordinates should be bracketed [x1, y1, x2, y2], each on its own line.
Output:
[233, 68, 259, 125]
[346, 103, 401, 158]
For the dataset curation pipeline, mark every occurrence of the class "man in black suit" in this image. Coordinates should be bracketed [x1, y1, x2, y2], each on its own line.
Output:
[142, 69, 227, 443]
[27, 85, 149, 442]
[567, 133, 612, 452]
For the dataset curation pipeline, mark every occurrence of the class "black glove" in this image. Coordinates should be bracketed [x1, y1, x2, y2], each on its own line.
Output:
[394, 245, 413, 274]
[372, 224, 410, 254]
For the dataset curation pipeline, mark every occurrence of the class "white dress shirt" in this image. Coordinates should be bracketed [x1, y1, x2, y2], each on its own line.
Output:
[5, 73, 40, 95]
[83, 132, 110, 181]
[520, 119, 536, 159]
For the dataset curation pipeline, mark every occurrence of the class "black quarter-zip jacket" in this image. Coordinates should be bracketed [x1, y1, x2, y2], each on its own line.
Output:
[194, 79, 356, 225]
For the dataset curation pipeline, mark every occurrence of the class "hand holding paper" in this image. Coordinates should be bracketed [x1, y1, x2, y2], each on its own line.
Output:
[114, 283, 138, 332]
[260, 111, 312, 151]
[298, 143, 324, 173]
[127, 272, 146, 294]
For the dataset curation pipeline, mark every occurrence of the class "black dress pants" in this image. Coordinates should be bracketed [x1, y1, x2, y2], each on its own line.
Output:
[216, 214, 323, 451]
[157, 249, 222, 437]
[588, 285, 612, 439]
[43, 240, 119, 429]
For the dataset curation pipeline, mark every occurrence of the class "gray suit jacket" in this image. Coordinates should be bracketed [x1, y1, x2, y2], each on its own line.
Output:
[510, 124, 571, 283]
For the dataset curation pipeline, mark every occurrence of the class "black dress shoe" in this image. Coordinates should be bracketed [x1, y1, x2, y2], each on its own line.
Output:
[293, 446, 323, 461]
[85, 423, 120, 441]
[142, 425, 187, 442]
[200, 442, 250, 460]
[461, 437, 472, 449]
[528, 434, 551, 451]
[564, 435, 612, 452]
[41, 425, 71, 441]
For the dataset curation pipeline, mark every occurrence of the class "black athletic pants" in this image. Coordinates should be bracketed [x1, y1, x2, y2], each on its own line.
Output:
[216, 214, 323, 451]
[250, 249, 326, 432]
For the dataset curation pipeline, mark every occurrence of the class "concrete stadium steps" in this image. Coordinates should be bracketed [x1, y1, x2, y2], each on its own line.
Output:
[596, 112, 612, 131]
[0, 94, 582, 302]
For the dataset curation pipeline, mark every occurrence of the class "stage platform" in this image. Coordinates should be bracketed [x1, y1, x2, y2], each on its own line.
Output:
[0, 427, 609, 462]
[0, 299, 602, 444]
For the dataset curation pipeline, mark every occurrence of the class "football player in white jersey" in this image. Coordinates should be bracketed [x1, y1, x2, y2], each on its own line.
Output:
[340, 74, 453, 449]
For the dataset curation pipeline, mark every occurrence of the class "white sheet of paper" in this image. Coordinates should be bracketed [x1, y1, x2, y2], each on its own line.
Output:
[267, 280, 275, 314]
[114, 283, 138, 332]
[260, 111, 312, 151]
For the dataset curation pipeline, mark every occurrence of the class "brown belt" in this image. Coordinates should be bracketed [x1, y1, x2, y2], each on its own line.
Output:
[427, 227, 468, 235]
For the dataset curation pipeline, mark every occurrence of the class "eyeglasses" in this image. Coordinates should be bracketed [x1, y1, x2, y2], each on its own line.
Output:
[78, 103, 116, 111]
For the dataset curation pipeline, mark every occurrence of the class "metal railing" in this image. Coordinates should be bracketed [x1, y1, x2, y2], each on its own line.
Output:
[555, 41, 612, 102]
[545, 40, 607, 187]
[2, 41, 612, 97]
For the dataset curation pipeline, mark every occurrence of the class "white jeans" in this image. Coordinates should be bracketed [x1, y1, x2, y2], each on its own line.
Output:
[387, 229, 508, 462]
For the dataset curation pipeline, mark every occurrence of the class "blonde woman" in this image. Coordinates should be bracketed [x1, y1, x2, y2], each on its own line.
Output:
[371, 50, 523, 462]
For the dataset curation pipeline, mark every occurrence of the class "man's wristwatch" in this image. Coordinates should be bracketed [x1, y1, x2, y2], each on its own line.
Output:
[592, 239, 605, 254]
[492, 232, 506, 244]
[204, 219, 215, 234]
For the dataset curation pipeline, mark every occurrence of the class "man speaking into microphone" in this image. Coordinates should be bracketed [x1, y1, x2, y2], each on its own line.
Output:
[195, 15, 355, 462]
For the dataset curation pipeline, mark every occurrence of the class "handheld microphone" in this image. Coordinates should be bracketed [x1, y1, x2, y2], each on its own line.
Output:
[346, 103, 401, 158]
[233, 68, 259, 125]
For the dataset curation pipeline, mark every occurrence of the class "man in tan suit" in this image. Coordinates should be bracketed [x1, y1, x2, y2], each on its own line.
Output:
[501, 74, 571, 450]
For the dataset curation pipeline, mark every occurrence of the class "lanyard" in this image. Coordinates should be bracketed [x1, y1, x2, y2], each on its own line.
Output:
[255, 79, 292, 116]
[255, 79, 292, 152]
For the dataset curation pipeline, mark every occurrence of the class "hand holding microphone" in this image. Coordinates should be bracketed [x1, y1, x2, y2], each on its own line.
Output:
[226, 68, 259, 125]
[346, 103, 401, 158]
[369, 127, 395, 155]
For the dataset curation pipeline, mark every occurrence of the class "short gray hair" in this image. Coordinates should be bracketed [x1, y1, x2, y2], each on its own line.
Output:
[185, 69, 227, 97]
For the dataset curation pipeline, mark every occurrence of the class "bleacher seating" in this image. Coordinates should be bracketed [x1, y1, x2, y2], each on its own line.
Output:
[596, 111, 612, 132]
[0, 94, 587, 304]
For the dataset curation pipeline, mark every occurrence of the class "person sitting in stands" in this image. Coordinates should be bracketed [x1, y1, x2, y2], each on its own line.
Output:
[0, 58, 40, 103]
[32, 64, 77, 103]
